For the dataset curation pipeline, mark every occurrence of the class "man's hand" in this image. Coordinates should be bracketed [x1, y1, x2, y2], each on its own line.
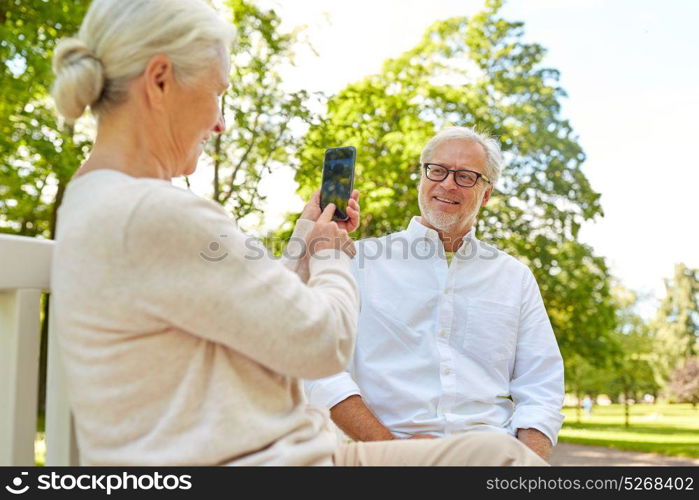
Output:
[516, 427, 552, 461]
[300, 189, 360, 233]
[330, 395, 395, 442]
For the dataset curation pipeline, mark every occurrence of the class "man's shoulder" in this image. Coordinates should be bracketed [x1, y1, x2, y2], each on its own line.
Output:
[484, 243, 528, 268]
[355, 230, 410, 253]
[463, 238, 534, 277]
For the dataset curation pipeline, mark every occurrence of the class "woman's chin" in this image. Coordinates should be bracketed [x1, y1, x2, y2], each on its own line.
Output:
[184, 163, 197, 176]
[182, 151, 201, 176]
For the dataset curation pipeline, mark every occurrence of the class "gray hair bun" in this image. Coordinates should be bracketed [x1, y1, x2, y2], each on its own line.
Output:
[52, 37, 105, 123]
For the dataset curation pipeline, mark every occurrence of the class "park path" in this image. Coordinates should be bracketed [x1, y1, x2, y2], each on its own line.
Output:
[550, 443, 699, 466]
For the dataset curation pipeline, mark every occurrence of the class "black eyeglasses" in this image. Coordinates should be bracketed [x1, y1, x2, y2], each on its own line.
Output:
[422, 163, 491, 188]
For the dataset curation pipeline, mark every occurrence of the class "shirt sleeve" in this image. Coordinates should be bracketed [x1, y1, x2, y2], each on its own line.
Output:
[304, 372, 361, 408]
[124, 186, 358, 380]
[508, 268, 565, 445]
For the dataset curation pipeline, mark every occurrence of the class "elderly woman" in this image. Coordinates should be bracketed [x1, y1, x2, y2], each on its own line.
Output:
[51, 0, 546, 467]
[50, 0, 359, 466]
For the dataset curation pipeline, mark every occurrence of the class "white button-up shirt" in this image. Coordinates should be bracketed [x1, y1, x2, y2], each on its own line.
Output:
[305, 217, 565, 444]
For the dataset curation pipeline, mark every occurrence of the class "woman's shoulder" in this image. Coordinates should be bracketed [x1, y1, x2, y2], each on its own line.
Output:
[70, 169, 226, 218]
[128, 178, 230, 226]
[123, 178, 242, 259]
[59, 169, 236, 249]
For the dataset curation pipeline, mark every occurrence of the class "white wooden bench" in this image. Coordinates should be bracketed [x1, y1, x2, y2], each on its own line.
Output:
[0, 233, 79, 465]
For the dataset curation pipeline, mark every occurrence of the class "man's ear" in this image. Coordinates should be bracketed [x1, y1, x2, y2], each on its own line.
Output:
[143, 54, 173, 109]
[481, 185, 493, 207]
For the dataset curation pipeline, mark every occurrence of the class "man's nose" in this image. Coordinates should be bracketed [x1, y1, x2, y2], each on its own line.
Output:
[440, 171, 459, 189]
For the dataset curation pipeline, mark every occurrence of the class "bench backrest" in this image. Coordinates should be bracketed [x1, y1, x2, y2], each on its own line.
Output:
[0, 233, 78, 465]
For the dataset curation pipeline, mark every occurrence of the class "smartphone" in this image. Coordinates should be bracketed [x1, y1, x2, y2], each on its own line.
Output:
[320, 146, 356, 222]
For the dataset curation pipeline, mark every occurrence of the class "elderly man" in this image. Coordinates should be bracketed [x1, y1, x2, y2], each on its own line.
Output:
[305, 127, 565, 461]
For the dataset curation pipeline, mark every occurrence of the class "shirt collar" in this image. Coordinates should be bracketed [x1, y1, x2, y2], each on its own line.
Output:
[406, 216, 478, 255]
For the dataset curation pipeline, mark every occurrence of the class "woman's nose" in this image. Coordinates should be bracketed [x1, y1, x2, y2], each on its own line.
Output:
[213, 113, 225, 134]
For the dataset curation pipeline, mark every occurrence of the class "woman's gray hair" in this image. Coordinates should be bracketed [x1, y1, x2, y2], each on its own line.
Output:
[51, 0, 234, 123]
[419, 127, 504, 186]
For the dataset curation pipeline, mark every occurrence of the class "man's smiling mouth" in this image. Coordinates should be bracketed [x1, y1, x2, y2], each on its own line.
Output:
[433, 196, 460, 205]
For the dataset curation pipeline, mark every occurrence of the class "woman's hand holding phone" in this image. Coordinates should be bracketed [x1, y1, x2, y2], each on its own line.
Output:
[306, 202, 356, 258]
[300, 188, 360, 234]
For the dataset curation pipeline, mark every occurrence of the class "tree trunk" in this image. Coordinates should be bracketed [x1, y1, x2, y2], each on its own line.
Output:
[212, 93, 225, 203]
[576, 390, 582, 424]
[213, 147, 220, 202]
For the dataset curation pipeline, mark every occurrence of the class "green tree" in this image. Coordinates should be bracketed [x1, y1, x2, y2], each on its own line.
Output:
[286, 0, 616, 368]
[565, 352, 621, 423]
[607, 286, 661, 427]
[653, 263, 699, 381]
[0, 0, 91, 238]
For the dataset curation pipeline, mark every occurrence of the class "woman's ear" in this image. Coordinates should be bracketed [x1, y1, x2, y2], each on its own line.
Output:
[143, 54, 173, 109]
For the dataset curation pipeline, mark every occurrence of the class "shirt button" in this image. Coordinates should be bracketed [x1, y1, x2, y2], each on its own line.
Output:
[443, 368, 451, 375]
[444, 288, 449, 295]
[439, 330, 446, 338]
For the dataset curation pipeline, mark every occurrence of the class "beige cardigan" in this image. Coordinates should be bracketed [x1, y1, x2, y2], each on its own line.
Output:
[51, 170, 358, 465]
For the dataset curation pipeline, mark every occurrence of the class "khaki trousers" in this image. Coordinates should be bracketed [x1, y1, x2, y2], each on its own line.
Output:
[334, 432, 548, 466]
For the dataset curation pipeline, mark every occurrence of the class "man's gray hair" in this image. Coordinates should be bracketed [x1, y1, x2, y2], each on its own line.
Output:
[419, 127, 503, 186]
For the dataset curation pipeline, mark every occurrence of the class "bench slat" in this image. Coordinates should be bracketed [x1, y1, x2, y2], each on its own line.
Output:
[0, 290, 42, 466]
[0, 234, 53, 291]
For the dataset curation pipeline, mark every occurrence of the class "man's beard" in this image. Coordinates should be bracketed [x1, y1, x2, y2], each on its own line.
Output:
[418, 193, 477, 233]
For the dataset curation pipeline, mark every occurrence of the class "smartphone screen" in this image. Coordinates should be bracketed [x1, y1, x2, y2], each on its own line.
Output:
[320, 146, 356, 221]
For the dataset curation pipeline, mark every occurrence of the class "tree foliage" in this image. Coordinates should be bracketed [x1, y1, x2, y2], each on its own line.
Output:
[605, 286, 661, 425]
[564, 352, 612, 423]
[0, 0, 90, 237]
[652, 263, 699, 380]
[287, 0, 616, 367]
[565, 285, 664, 424]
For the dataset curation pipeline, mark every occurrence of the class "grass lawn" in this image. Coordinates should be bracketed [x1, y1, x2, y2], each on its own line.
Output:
[559, 403, 699, 458]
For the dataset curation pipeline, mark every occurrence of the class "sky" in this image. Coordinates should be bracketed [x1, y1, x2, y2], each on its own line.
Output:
[185, 0, 699, 315]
